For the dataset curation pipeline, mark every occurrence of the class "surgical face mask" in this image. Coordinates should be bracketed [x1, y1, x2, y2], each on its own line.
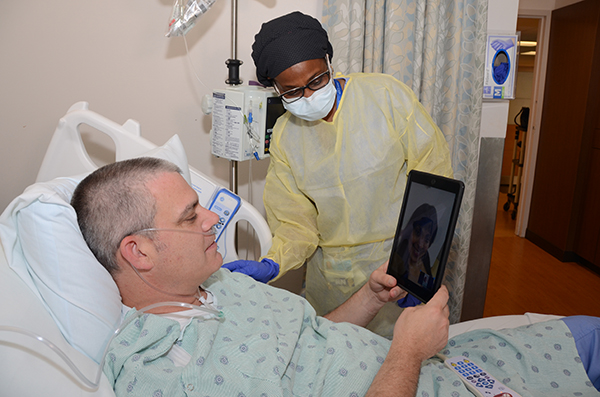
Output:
[282, 77, 337, 121]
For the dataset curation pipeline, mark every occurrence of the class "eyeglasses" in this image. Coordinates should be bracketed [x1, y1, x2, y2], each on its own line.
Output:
[274, 66, 331, 104]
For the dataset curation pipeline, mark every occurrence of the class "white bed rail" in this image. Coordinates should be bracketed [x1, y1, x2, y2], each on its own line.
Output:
[36, 101, 272, 262]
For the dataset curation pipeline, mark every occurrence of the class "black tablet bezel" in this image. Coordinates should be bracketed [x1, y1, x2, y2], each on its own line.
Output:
[386, 170, 464, 303]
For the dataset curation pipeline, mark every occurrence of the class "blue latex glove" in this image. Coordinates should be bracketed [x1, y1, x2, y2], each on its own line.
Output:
[221, 258, 280, 283]
[397, 293, 422, 308]
[493, 62, 510, 84]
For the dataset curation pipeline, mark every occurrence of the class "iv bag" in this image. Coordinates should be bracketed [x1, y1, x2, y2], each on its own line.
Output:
[166, 0, 217, 37]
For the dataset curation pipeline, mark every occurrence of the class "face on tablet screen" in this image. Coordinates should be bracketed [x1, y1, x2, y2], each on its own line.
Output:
[399, 204, 439, 289]
[388, 171, 464, 302]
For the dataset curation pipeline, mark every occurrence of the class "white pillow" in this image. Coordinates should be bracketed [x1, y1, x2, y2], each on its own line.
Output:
[0, 134, 191, 363]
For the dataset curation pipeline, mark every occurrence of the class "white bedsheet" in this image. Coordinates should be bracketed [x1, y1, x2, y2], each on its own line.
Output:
[448, 312, 563, 339]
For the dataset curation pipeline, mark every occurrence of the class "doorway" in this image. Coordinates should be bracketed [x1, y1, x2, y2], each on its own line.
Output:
[498, 14, 551, 237]
[498, 17, 538, 225]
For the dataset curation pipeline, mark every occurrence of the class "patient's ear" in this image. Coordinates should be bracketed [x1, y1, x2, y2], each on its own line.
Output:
[119, 235, 154, 271]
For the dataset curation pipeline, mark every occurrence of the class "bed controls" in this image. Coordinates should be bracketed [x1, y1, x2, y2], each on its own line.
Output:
[207, 188, 241, 243]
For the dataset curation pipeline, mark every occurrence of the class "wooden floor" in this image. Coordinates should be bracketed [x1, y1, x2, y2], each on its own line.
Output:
[483, 196, 600, 318]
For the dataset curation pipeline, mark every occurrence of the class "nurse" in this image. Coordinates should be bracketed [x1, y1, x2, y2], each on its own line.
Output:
[250, 11, 453, 337]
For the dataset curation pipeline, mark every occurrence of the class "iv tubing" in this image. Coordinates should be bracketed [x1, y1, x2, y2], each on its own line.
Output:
[0, 301, 223, 390]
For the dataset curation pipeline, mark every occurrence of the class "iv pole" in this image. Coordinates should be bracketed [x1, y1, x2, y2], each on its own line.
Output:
[225, 0, 241, 250]
[226, 0, 241, 194]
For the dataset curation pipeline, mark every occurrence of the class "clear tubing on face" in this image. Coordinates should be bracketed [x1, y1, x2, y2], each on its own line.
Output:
[136, 226, 217, 236]
[0, 301, 223, 391]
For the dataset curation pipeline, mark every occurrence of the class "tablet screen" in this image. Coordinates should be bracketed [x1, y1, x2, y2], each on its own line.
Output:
[387, 170, 464, 303]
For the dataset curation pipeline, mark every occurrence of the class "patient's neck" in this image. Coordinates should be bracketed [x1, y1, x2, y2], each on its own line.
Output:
[116, 271, 207, 314]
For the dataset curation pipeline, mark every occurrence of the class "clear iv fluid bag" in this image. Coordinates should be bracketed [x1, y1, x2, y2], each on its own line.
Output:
[166, 0, 217, 37]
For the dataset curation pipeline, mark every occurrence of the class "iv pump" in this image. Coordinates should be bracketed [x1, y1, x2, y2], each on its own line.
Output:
[202, 86, 286, 161]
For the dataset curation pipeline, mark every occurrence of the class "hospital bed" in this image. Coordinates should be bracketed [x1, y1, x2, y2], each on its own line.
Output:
[0, 102, 561, 396]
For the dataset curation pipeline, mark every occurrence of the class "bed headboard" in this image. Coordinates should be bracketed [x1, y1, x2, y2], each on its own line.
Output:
[36, 101, 272, 263]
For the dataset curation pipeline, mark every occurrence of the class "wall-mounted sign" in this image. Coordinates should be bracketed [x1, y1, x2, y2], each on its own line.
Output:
[483, 33, 520, 100]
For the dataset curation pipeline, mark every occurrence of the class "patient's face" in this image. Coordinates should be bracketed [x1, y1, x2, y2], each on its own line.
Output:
[146, 172, 222, 293]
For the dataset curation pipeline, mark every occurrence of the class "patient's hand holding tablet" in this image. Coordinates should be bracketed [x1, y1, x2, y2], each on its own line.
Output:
[387, 170, 464, 303]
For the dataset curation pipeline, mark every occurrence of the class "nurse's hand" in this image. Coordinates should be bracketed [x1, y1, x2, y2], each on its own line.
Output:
[221, 258, 279, 283]
[396, 293, 422, 308]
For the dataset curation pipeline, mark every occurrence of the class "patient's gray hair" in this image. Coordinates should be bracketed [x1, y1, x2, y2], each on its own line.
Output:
[71, 157, 182, 275]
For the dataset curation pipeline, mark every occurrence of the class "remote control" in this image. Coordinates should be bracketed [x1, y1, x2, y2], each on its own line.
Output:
[443, 356, 522, 397]
[207, 189, 241, 242]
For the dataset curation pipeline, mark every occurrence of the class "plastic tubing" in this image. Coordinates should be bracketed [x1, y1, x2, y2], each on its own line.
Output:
[0, 300, 223, 390]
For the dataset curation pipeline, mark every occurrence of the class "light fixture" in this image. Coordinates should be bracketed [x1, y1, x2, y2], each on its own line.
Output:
[518, 40, 537, 47]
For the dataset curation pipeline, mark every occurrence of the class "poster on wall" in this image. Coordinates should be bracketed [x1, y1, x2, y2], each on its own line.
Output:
[483, 33, 520, 100]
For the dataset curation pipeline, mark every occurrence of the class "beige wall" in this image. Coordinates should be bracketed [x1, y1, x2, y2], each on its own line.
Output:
[519, 0, 556, 10]
[508, 71, 534, 123]
[555, 0, 585, 8]
[0, 1, 322, 213]
[519, 0, 583, 11]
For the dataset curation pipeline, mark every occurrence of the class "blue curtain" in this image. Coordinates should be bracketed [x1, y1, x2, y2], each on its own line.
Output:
[322, 0, 488, 322]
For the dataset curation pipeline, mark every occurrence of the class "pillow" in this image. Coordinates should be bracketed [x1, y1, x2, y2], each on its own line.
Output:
[0, 134, 191, 363]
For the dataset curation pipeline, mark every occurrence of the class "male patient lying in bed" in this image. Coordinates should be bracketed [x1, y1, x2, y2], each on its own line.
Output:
[71, 157, 600, 397]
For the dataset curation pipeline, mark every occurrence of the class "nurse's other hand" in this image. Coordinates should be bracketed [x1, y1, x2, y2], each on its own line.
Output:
[397, 293, 422, 308]
[221, 258, 280, 283]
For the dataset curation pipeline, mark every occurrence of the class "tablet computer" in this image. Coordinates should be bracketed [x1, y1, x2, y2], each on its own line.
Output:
[386, 170, 464, 303]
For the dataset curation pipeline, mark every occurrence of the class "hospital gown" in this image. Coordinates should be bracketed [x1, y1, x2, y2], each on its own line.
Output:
[263, 73, 453, 338]
[103, 269, 598, 397]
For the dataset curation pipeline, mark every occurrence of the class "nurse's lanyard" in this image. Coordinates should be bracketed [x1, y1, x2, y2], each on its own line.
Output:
[334, 78, 344, 108]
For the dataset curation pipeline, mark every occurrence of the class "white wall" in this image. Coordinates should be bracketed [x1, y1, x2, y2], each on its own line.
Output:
[0, 1, 322, 213]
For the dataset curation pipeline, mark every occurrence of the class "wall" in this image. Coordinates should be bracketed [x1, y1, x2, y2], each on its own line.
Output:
[508, 72, 534, 123]
[555, 0, 586, 8]
[461, 0, 520, 321]
[518, 0, 582, 9]
[501, 71, 533, 182]
[0, 1, 322, 214]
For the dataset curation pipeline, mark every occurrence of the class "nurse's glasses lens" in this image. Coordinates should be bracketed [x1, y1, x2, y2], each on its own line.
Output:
[277, 69, 331, 104]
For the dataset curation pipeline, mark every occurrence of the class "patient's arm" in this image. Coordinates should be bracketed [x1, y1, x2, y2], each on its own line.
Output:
[323, 261, 406, 327]
[366, 286, 450, 397]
